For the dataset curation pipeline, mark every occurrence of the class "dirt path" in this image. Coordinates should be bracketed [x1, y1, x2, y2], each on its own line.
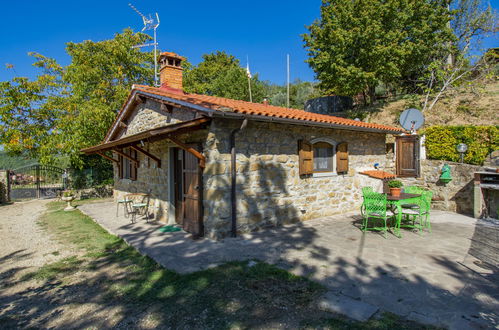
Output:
[0, 200, 129, 329]
[0, 200, 71, 274]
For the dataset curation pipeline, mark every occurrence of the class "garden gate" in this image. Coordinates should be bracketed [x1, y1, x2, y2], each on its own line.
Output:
[9, 164, 67, 199]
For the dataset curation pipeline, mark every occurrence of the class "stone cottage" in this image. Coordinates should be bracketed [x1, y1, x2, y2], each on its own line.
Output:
[82, 52, 404, 239]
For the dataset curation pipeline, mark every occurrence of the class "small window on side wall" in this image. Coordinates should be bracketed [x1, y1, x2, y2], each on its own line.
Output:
[298, 139, 349, 176]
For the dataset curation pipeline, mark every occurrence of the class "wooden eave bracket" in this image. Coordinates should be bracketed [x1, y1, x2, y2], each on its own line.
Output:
[97, 152, 119, 163]
[113, 149, 139, 165]
[131, 145, 161, 168]
[168, 136, 206, 168]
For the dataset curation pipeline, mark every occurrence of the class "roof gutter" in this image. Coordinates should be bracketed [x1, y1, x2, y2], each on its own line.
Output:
[211, 111, 403, 134]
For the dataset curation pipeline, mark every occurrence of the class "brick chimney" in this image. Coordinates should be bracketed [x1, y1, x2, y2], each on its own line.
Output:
[158, 52, 184, 90]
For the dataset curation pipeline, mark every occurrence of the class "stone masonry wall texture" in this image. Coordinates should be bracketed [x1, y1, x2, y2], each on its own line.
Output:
[399, 159, 482, 215]
[112, 100, 388, 238]
[202, 119, 385, 239]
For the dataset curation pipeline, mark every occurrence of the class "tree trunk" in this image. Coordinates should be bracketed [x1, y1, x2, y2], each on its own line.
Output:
[368, 85, 376, 105]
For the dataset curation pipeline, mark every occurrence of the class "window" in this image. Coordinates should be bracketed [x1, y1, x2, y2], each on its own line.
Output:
[298, 138, 348, 176]
[119, 148, 137, 180]
[313, 142, 334, 172]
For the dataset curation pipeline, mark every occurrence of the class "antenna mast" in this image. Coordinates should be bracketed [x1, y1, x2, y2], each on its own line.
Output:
[129, 3, 161, 86]
[286, 54, 290, 108]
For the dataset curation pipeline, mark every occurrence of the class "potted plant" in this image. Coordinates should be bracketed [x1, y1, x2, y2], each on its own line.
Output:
[61, 190, 76, 211]
[387, 180, 403, 197]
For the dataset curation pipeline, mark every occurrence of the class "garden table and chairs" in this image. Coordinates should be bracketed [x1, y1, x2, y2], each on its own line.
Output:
[361, 186, 432, 238]
[116, 192, 150, 223]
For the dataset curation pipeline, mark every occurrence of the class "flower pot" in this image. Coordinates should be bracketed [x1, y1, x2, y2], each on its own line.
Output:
[389, 187, 402, 197]
[61, 195, 75, 211]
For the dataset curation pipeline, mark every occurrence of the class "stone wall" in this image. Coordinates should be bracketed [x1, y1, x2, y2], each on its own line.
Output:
[113, 99, 204, 223]
[0, 170, 9, 204]
[114, 139, 171, 222]
[399, 160, 482, 215]
[203, 119, 386, 239]
[120, 99, 196, 138]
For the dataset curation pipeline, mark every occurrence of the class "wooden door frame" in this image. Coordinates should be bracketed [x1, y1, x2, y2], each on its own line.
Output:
[172, 145, 204, 237]
[395, 135, 420, 178]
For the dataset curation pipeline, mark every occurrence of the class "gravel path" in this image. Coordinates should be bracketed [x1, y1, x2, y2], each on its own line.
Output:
[0, 199, 73, 274]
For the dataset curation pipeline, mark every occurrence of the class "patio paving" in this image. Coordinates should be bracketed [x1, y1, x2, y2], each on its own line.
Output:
[80, 202, 499, 329]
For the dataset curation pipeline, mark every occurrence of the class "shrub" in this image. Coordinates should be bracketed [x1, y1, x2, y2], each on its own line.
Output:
[387, 180, 403, 188]
[423, 126, 499, 165]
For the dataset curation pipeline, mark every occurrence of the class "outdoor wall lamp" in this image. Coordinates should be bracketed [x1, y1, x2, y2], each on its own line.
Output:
[456, 143, 468, 163]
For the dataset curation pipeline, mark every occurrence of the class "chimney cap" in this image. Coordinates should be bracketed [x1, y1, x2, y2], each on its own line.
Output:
[159, 52, 185, 61]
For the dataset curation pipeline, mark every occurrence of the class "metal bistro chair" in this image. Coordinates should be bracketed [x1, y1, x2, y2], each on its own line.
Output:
[130, 193, 151, 223]
[360, 186, 374, 217]
[400, 190, 433, 234]
[401, 186, 426, 209]
[116, 196, 133, 218]
[362, 191, 394, 238]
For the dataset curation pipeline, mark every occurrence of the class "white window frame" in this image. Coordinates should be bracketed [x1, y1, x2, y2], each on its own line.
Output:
[310, 137, 337, 177]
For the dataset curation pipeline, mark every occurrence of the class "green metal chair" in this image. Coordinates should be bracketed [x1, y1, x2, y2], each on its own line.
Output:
[116, 197, 132, 218]
[360, 187, 374, 216]
[400, 190, 433, 234]
[362, 191, 394, 238]
[402, 186, 426, 209]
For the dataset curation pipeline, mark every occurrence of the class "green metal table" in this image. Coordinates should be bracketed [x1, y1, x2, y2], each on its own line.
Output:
[387, 193, 421, 238]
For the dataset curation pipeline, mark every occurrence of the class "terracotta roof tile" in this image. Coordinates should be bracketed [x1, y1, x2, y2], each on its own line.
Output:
[360, 170, 397, 180]
[134, 85, 404, 133]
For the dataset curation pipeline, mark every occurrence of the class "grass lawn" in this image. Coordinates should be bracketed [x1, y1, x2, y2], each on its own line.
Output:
[19, 200, 434, 329]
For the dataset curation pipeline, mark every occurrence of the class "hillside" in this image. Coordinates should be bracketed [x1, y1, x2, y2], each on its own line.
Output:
[361, 80, 499, 129]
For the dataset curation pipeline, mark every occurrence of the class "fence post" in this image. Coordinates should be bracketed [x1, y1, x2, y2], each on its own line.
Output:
[36, 165, 40, 199]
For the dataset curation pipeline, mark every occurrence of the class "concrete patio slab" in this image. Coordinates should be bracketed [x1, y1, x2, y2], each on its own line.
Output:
[80, 202, 499, 329]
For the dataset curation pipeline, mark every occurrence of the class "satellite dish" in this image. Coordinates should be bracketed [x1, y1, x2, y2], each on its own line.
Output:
[399, 108, 424, 132]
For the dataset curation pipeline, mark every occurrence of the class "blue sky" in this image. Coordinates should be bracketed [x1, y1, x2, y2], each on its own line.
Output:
[0, 0, 497, 85]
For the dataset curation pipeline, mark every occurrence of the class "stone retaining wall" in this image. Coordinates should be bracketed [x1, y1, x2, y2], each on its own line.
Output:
[399, 159, 482, 215]
[203, 119, 386, 239]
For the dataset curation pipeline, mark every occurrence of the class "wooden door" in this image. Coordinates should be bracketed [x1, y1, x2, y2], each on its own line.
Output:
[396, 136, 420, 177]
[174, 146, 203, 237]
[173, 148, 184, 225]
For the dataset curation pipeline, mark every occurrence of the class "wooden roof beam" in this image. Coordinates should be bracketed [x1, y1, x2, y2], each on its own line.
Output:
[97, 152, 119, 163]
[113, 149, 139, 165]
[168, 136, 206, 168]
[130, 145, 161, 168]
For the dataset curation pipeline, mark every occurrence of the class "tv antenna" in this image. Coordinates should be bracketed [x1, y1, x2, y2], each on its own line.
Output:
[399, 108, 425, 134]
[129, 3, 160, 86]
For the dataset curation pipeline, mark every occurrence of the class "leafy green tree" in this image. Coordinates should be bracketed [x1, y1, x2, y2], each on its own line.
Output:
[267, 79, 318, 109]
[303, 0, 453, 104]
[0, 29, 154, 168]
[183, 51, 265, 102]
[419, 0, 498, 112]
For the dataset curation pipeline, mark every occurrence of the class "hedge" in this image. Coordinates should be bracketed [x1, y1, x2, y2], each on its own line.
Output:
[423, 126, 499, 165]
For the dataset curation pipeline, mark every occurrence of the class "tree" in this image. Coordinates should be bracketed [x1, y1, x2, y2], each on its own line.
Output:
[267, 79, 318, 109]
[419, 0, 498, 112]
[0, 29, 155, 168]
[303, 0, 453, 104]
[183, 51, 266, 102]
